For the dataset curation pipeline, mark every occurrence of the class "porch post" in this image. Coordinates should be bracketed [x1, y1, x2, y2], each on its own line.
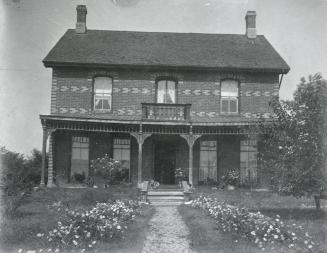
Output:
[138, 141, 143, 184]
[180, 132, 202, 186]
[131, 131, 152, 186]
[47, 131, 55, 187]
[40, 126, 47, 187]
[188, 144, 193, 186]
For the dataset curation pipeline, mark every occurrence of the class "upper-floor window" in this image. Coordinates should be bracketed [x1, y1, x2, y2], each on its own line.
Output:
[221, 80, 238, 114]
[156, 79, 177, 104]
[93, 76, 112, 111]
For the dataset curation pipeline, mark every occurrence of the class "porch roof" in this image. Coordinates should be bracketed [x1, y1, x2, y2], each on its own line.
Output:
[40, 114, 267, 135]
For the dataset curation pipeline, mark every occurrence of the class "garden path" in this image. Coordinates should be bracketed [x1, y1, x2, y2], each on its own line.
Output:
[141, 206, 194, 253]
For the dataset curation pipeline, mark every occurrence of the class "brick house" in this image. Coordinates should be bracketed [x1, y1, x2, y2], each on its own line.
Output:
[40, 5, 289, 188]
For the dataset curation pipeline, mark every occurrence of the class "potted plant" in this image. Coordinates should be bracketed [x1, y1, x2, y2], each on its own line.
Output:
[175, 168, 186, 188]
[222, 168, 240, 190]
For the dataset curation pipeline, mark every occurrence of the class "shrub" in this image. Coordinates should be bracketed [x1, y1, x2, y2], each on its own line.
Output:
[190, 196, 317, 252]
[72, 172, 86, 183]
[90, 155, 128, 185]
[222, 168, 240, 186]
[17, 200, 140, 252]
[1, 147, 46, 215]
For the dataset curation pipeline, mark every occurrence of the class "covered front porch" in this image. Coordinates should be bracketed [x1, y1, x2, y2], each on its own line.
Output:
[40, 115, 259, 188]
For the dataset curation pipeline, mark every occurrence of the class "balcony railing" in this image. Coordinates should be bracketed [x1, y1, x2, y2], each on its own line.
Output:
[142, 103, 191, 121]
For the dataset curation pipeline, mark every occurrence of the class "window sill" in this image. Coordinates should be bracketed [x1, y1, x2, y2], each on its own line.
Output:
[220, 112, 239, 116]
[93, 109, 112, 113]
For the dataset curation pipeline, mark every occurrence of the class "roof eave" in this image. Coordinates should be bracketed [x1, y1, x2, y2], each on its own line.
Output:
[42, 61, 290, 74]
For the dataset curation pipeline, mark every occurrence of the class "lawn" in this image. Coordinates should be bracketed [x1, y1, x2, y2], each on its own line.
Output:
[0, 186, 155, 253]
[179, 186, 327, 253]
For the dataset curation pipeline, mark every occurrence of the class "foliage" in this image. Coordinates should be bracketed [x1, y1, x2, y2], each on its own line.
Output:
[174, 168, 187, 181]
[90, 155, 128, 185]
[190, 196, 317, 252]
[149, 179, 160, 189]
[17, 199, 140, 252]
[222, 168, 240, 186]
[1, 147, 45, 215]
[258, 74, 327, 197]
[72, 172, 86, 183]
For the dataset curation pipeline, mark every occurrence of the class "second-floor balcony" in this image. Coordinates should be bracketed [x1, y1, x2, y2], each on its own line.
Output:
[142, 103, 191, 122]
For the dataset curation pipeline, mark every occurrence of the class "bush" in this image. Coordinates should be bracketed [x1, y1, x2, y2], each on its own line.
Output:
[1, 147, 46, 215]
[90, 155, 128, 185]
[190, 196, 317, 252]
[72, 172, 86, 183]
[222, 168, 240, 186]
[18, 200, 140, 252]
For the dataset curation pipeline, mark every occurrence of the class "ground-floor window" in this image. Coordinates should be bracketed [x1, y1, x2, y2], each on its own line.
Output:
[240, 139, 258, 184]
[199, 140, 217, 182]
[71, 136, 89, 180]
[113, 138, 131, 180]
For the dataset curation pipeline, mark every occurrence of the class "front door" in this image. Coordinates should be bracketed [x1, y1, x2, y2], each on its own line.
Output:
[154, 141, 176, 184]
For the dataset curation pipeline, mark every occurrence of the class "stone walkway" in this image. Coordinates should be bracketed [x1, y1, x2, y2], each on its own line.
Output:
[142, 206, 194, 253]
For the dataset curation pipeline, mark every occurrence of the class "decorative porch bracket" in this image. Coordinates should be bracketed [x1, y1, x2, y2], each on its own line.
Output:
[130, 132, 152, 186]
[40, 124, 56, 187]
[180, 133, 202, 186]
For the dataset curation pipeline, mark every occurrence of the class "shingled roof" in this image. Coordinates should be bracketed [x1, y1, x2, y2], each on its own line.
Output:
[43, 29, 290, 73]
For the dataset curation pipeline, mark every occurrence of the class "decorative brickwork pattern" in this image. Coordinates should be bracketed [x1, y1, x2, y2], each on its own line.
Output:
[51, 68, 279, 122]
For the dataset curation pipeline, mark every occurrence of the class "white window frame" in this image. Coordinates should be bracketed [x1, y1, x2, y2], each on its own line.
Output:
[93, 76, 113, 111]
[220, 80, 239, 114]
[156, 79, 177, 104]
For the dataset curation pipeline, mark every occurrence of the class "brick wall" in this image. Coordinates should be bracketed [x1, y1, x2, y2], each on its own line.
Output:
[50, 67, 279, 122]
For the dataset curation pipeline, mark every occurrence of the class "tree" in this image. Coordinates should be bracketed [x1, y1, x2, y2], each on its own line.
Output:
[258, 73, 327, 197]
[0, 147, 46, 215]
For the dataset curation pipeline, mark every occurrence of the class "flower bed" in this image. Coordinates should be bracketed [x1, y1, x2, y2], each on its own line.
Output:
[189, 196, 317, 252]
[18, 200, 140, 252]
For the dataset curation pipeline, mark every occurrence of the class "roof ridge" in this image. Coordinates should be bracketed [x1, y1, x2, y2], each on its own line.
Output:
[66, 28, 265, 37]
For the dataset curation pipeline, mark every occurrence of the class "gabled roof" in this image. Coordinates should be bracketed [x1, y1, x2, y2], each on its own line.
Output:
[43, 29, 290, 73]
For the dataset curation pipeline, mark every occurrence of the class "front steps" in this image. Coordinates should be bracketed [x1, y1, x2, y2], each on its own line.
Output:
[147, 188, 185, 206]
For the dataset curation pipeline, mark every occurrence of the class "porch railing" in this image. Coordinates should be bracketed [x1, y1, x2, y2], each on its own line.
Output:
[142, 103, 191, 121]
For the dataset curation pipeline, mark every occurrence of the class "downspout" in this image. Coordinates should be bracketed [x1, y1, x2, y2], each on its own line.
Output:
[279, 74, 284, 89]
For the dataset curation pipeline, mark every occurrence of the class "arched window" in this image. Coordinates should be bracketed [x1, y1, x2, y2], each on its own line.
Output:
[93, 76, 112, 111]
[221, 80, 239, 114]
[156, 79, 177, 104]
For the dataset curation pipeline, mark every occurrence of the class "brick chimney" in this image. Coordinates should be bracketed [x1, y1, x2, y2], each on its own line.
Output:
[76, 5, 87, 34]
[245, 11, 256, 39]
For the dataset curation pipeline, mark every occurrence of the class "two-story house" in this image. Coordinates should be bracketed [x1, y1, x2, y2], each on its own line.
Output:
[39, 5, 289, 188]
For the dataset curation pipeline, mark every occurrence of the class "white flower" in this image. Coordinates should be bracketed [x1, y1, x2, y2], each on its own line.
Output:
[273, 234, 278, 239]
[251, 231, 256, 236]
[86, 232, 91, 238]
[92, 241, 96, 245]
[117, 225, 121, 230]
[308, 245, 312, 249]
[37, 233, 44, 237]
[304, 240, 308, 244]
[18, 250, 23, 253]
[55, 250, 59, 253]
[73, 240, 78, 246]
[27, 251, 36, 253]
[289, 244, 294, 248]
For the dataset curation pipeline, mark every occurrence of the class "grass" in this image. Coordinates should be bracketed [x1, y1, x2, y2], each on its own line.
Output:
[0, 186, 155, 253]
[178, 186, 327, 252]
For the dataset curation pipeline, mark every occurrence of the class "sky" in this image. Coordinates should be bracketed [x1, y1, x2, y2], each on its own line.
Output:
[0, 0, 326, 155]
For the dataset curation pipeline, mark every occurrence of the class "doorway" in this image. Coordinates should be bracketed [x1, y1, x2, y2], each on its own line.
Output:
[154, 139, 176, 184]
